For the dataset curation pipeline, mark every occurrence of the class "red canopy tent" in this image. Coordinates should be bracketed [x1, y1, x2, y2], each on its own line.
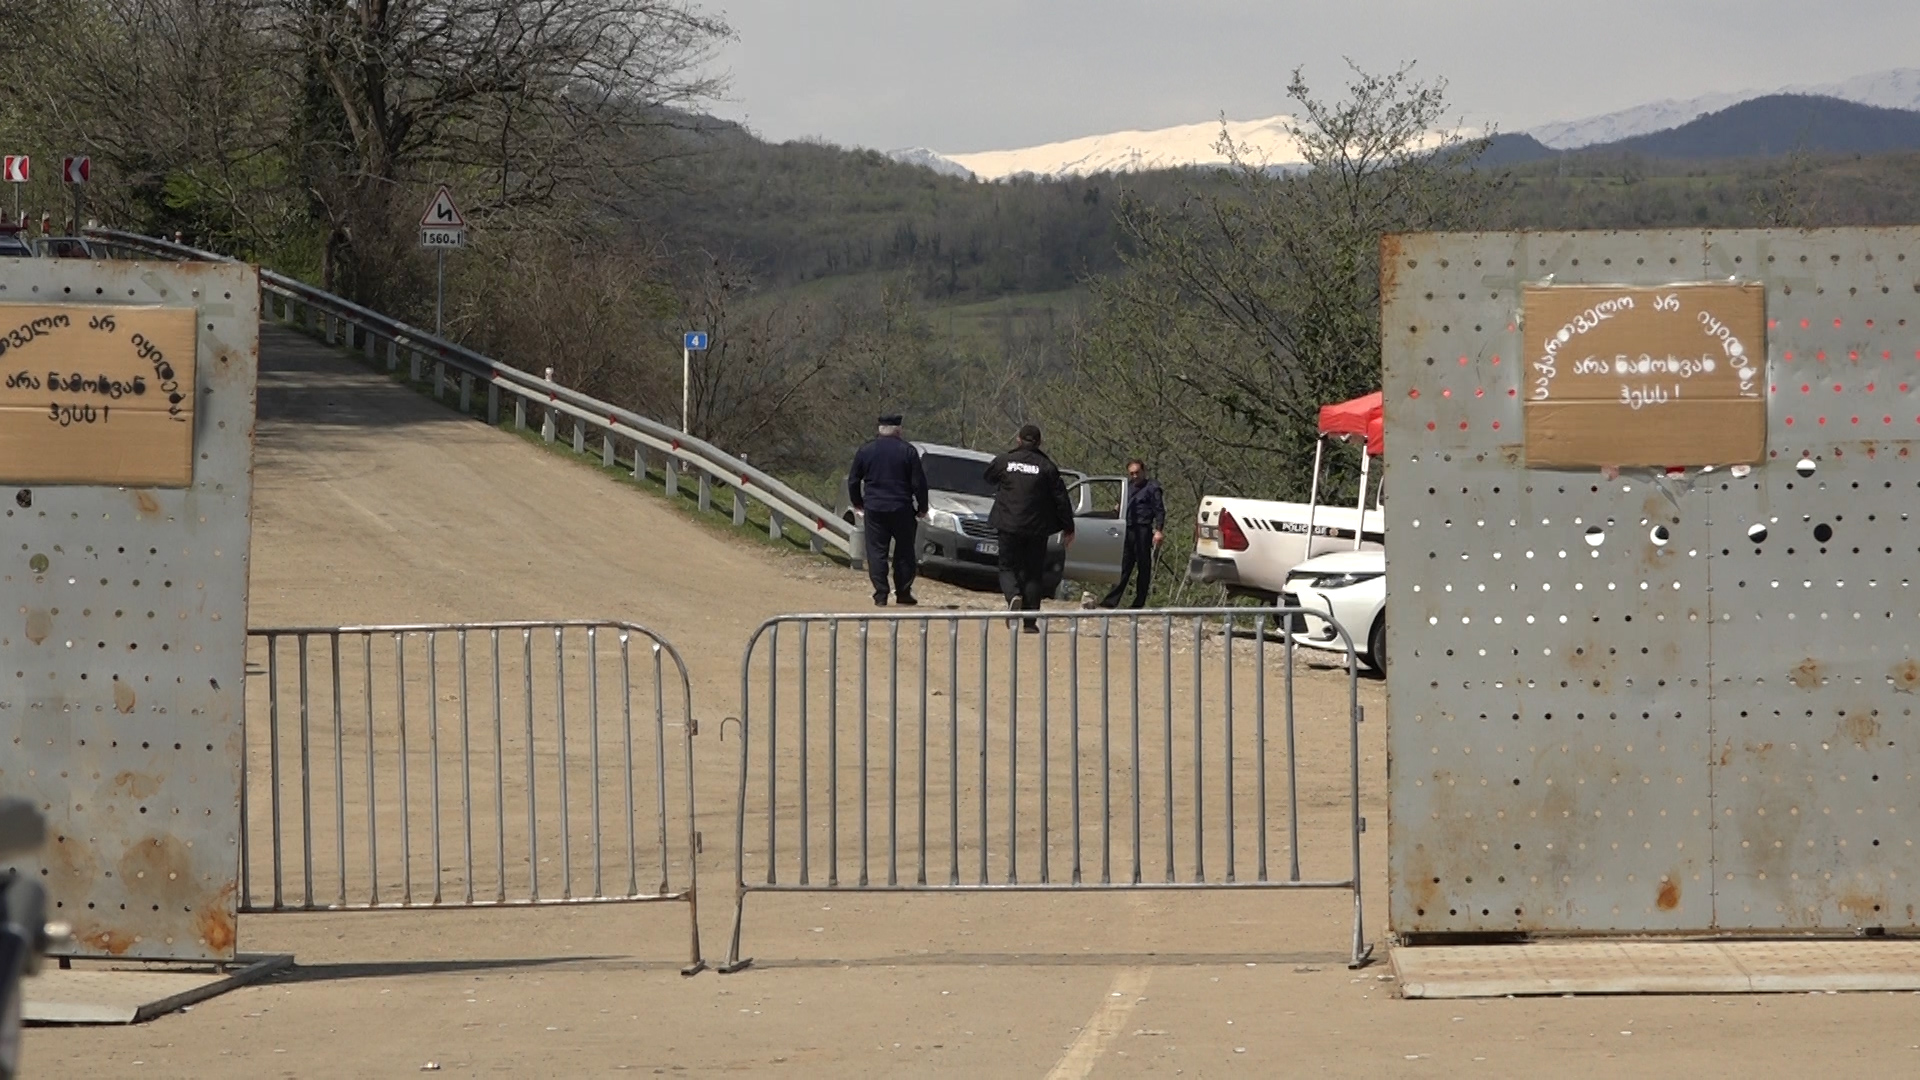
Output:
[1305, 391, 1384, 555]
[1317, 391, 1383, 456]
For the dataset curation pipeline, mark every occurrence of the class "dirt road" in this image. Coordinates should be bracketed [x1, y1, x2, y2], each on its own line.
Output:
[31, 327, 1920, 1078]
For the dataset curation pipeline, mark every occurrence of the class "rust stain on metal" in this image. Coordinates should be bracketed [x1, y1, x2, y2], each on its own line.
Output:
[119, 832, 191, 893]
[47, 832, 97, 884]
[80, 928, 137, 956]
[1656, 879, 1682, 911]
[1789, 659, 1824, 690]
[112, 680, 136, 714]
[1718, 740, 1734, 768]
[1380, 233, 1406, 303]
[1839, 709, 1880, 746]
[133, 490, 161, 516]
[196, 882, 238, 953]
[112, 771, 160, 799]
[1836, 886, 1886, 923]
[1893, 659, 1920, 693]
[24, 608, 50, 645]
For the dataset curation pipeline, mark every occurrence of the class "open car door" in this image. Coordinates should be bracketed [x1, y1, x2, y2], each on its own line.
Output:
[1064, 476, 1128, 585]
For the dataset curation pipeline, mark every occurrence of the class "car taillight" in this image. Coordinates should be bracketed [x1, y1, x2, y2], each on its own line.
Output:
[1218, 509, 1249, 552]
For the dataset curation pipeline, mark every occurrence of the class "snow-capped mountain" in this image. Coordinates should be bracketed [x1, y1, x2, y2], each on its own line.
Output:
[1527, 67, 1920, 148]
[888, 116, 1312, 181]
[885, 147, 975, 180]
[883, 67, 1920, 181]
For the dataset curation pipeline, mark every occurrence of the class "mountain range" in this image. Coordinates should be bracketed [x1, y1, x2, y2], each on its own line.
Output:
[890, 68, 1920, 181]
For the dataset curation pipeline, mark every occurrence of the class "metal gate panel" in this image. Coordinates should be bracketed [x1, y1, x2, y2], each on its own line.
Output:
[722, 608, 1368, 971]
[1704, 228, 1920, 930]
[1385, 229, 1920, 938]
[1384, 231, 1717, 934]
[0, 259, 259, 960]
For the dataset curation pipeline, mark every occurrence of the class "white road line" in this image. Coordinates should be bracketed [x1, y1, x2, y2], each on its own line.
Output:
[1045, 968, 1151, 1080]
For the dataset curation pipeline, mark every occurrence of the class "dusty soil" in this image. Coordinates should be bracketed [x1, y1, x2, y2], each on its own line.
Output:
[29, 327, 1920, 1078]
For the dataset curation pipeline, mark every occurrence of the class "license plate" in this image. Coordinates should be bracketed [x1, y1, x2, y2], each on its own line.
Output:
[975, 541, 998, 556]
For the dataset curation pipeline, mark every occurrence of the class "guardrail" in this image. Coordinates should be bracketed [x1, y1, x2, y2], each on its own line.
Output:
[721, 606, 1370, 971]
[83, 227, 856, 560]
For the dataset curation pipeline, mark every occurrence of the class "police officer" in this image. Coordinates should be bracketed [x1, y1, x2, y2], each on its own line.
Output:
[848, 413, 930, 606]
[984, 424, 1075, 633]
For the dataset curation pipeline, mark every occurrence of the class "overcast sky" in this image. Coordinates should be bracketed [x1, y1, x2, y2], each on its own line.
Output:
[705, 0, 1920, 152]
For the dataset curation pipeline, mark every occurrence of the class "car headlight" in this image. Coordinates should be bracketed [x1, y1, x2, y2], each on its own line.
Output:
[926, 509, 963, 533]
[1302, 572, 1383, 591]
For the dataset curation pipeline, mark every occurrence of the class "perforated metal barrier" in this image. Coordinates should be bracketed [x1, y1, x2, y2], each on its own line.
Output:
[0, 259, 259, 961]
[1384, 228, 1920, 936]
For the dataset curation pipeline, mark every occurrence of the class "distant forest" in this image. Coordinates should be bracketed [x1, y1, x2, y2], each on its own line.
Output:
[640, 117, 1920, 307]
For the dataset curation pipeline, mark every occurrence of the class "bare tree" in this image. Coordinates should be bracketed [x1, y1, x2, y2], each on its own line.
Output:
[288, 0, 730, 294]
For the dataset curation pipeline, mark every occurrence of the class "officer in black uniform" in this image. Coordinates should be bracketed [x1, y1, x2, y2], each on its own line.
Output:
[848, 413, 930, 606]
[984, 424, 1076, 633]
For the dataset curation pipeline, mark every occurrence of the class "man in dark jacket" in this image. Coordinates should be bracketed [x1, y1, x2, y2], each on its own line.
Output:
[1100, 458, 1165, 609]
[984, 424, 1075, 633]
[848, 413, 930, 606]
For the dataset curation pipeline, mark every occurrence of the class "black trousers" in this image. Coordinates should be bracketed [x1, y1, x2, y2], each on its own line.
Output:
[863, 509, 918, 597]
[996, 531, 1050, 617]
[1101, 525, 1156, 609]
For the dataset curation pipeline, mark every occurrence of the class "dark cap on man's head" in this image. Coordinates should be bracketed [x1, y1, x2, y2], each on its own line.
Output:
[879, 413, 903, 426]
[1017, 423, 1042, 445]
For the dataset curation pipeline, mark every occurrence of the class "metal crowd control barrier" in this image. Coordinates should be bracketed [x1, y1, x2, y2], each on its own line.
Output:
[245, 622, 705, 973]
[83, 227, 854, 560]
[721, 607, 1368, 972]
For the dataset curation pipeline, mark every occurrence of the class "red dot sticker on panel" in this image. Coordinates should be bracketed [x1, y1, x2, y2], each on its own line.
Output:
[1491, 355, 1502, 366]
[1475, 388, 1485, 398]
[1785, 416, 1796, 426]
[1408, 389, 1420, 399]
[1492, 421, 1501, 430]
[1459, 356, 1470, 366]
[1801, 318, 1811, 329]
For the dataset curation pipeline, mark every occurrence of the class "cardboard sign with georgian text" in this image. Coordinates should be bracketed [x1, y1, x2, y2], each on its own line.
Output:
[0, 305, 197, 486]
[1523, 284, 1767, 468]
